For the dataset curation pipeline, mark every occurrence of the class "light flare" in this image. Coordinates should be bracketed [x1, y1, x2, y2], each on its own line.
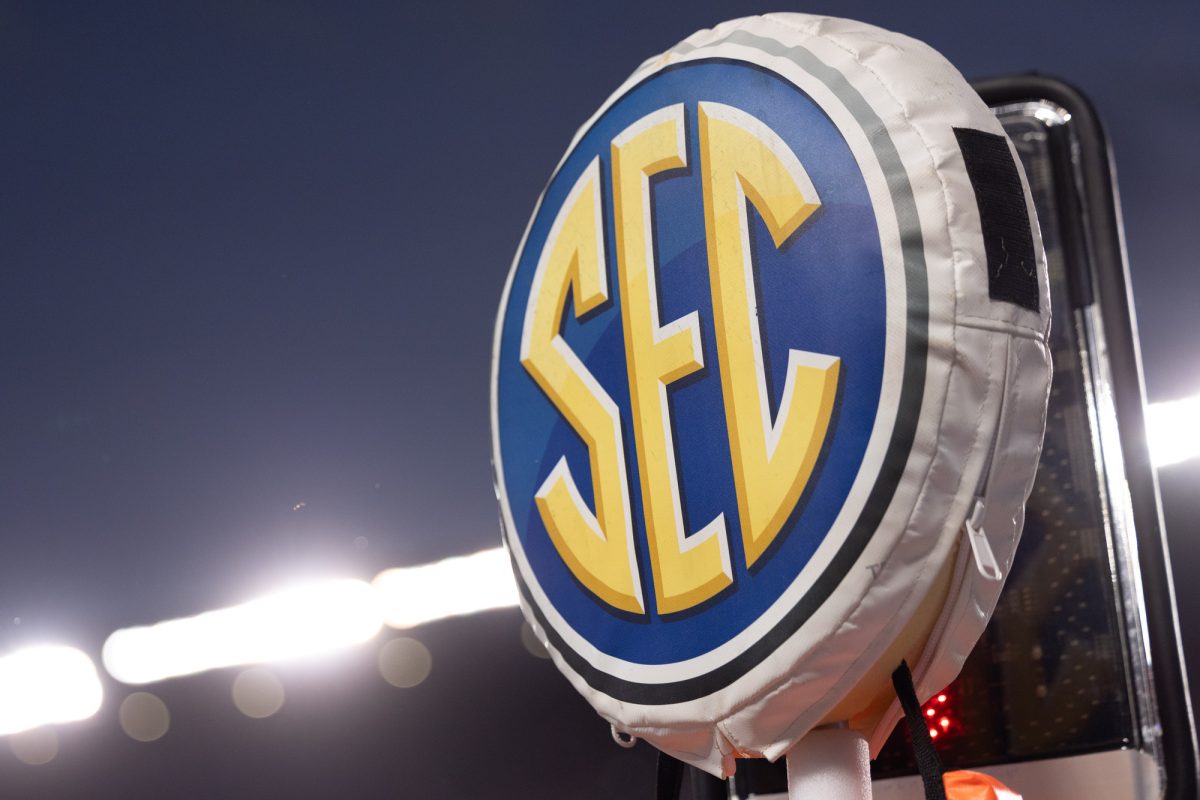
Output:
[103, 578, 383, 684]
[0, 646, 103, 736]
[373, 547, 519, 629]
[1147, 393, 1200, 468]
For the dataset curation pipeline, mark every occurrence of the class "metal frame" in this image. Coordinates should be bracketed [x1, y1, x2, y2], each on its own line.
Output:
[973, 74, 1198, 800]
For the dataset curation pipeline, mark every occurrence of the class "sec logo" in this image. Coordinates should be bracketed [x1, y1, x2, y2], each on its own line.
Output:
[492, 54, 923, 703]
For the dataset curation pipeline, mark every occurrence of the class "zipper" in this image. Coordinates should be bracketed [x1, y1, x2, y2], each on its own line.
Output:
[963, 338, 1011, 583]
[965, 499, 1003, 582]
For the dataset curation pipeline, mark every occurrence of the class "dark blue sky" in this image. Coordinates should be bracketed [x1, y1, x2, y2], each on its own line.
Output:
[1, 1, 1198, 794]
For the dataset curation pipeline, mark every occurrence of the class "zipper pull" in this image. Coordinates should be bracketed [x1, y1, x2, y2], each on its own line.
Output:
[965, 498, 1003, 581]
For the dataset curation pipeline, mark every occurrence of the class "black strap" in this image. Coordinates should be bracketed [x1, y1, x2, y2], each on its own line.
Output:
[893, 660, 947, 800]
[655, 751, 684, 800]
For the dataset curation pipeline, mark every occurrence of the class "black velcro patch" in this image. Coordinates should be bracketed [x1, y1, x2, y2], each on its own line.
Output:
[954, 127, 1040, 312]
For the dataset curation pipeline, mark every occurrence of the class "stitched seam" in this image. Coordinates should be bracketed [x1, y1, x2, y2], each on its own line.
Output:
[959, 313, 1045, 338]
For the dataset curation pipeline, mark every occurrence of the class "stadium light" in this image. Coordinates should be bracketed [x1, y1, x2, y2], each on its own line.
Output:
[373, 547, 518, 629]
[102, 578, 383, 685]
[1148, 393, 1200, 468]
[0, 646, 104, 736]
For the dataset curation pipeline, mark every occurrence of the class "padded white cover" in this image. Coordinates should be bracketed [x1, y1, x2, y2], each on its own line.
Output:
[491, 13, 1051, 777]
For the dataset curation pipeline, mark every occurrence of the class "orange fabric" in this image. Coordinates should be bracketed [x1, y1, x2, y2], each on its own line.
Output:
[944, 770, 1022, 800]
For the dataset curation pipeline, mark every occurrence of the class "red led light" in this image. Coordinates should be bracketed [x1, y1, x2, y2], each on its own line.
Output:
[920, 688, 957, 740]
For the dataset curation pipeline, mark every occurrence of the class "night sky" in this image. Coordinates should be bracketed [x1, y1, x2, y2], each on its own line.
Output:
[2, 1, 1198, 797]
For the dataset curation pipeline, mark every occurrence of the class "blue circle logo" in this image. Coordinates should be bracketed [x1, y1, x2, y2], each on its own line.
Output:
[494, 59, 899, 701]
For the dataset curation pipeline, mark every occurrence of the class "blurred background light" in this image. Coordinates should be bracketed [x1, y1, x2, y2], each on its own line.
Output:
[0, 645, 104, 736]
[377, 637, 433, 688]
[118, 692, 171, 742]
[231, 667, 286, 719]
[9, 728, 59, 766]
[372, 548, 518, 629]
[102, 579, 383, 684]
[1148, 394, 1200, 468]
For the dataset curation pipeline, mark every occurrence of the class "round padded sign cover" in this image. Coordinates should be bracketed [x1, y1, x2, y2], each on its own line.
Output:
[491, 13, 1051, 775]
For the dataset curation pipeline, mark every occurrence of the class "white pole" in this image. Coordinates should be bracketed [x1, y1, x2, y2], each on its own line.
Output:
[785, 726, 872, 800]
